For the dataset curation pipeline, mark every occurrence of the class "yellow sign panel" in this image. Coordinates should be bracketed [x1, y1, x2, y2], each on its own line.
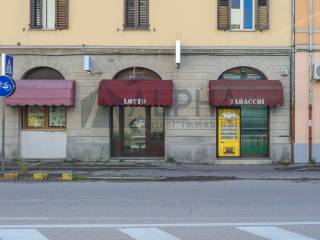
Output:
[218, 109, 240, 157]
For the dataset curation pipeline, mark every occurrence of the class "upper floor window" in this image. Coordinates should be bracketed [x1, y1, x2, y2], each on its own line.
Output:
[231, 0, 254, 30]
[30, 0, 69, 30]
[124, 0, 149, 30]
[218, 0, 269, 31]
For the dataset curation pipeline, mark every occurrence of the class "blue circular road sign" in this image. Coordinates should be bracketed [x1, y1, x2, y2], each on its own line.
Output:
[0, 75, 15, 97]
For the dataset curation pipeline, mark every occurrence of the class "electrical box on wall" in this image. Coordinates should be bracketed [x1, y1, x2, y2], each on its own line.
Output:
[313, 64, 320, 80]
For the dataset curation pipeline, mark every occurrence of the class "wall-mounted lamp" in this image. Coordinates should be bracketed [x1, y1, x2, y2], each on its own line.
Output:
[176, 40, 181, 69]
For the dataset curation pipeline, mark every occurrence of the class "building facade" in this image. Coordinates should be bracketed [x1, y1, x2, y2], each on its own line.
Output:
[294, 0, 320, 163]
[0, 0, 292, 163]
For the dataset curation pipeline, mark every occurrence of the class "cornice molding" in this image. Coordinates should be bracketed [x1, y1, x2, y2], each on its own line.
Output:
[0, 45, 292, 56]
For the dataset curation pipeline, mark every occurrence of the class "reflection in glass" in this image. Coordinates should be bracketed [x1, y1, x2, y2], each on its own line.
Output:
[112, 107, 120, 140]
[124, 107, 146, 153]
[151, 107, 164, 140]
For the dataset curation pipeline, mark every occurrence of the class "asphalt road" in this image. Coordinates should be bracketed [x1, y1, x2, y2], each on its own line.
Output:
[0, 179, 319, 240]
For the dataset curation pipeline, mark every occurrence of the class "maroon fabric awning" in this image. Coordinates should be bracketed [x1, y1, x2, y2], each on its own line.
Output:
[5, 80, 76, 107]
[209, 80, 284, 106]
[98, 80, 173, 106]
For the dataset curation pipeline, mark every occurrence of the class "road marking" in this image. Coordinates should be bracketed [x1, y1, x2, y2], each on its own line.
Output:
[0, 217, 319, 220]
[0, 218, 52, 220]
[0, 221, 320, 229]
[120, 228, 181, 240]
[0, 229, 48, 240]
[238, 226, 318, 240]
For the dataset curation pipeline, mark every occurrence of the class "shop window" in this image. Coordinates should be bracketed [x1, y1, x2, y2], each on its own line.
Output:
[23, 106, 66, 129]
[218, 67, 267, 80]
[124, 0, 149, 30]
[218, 0, 269, 31]
[30, 0, 69, 30]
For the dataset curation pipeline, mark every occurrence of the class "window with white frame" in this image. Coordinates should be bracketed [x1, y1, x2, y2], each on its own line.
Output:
[43, 0, 56, 29]
[230, 0, 255, 30]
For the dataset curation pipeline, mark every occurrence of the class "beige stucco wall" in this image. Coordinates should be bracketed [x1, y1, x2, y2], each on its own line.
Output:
[296, 0, 320, 45]
[295, 52, 309, 144]
[313, 77, 320, 145]
[295, 52, 320, 162]
[295, 0, 320, 162]
[0, 0, 291, 46]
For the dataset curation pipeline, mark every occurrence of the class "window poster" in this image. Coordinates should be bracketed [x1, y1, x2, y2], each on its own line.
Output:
[218, 108, 241, 157]
[49, 106, 66, 128]
[27, 106, 45, 128]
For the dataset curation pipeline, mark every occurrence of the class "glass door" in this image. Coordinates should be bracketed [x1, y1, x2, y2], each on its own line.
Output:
[123, 107, 146, 155]
[111, 106, 164, 157]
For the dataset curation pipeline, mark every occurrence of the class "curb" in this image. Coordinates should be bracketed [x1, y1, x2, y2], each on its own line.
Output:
[0, 172, 162, 182]
[1, 173, 320, 182]
[0, 172, 74, 182]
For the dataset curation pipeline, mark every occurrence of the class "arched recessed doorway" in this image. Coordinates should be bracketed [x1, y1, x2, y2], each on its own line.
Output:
[216, 67, 269, 158]
[110, 67, 165, 157]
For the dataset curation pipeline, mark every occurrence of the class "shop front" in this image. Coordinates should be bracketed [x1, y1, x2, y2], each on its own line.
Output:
[98, 78, 173, 157]
[5, 79, 76, 159]
[209, 67, 284, 158]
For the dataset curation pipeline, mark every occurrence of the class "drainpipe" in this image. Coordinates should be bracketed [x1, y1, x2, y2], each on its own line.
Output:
[309, 0, 313, 163]
[290, 0, 295, 163]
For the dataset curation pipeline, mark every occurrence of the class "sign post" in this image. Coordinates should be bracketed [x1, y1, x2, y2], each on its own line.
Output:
[1, 53, 15, 174]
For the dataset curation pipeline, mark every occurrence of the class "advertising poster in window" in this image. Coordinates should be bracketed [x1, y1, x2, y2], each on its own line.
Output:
[27, 106, 45, 128]
[218, 109, 240, 157]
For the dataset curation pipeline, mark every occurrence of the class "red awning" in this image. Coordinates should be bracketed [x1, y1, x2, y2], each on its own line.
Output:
[98, 80, 173, 106]
[5, 80, 76, 107]
[209, 80, 284, 106]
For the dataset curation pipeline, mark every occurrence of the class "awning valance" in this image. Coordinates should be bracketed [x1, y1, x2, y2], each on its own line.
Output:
[98, 80, 173, 107]
[4, 80, 76, 107]
[209, 80, 284, 106]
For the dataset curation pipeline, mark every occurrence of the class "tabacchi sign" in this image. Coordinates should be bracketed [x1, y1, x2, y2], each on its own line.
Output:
[230, 98, 265, 105]
[124, 98, 147, 105]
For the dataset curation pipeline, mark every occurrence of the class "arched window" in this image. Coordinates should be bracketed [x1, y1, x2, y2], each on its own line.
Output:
[113, 67, 161, 80]
[23, 67, 65, 80]
[218, 67, 267, 80]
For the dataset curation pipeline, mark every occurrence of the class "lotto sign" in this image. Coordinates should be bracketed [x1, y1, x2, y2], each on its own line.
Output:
[0, 75, 16, 97]
[1, 54, 13, 77]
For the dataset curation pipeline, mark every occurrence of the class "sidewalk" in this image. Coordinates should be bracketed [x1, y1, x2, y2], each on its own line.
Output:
[1, 160, 320, 181]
